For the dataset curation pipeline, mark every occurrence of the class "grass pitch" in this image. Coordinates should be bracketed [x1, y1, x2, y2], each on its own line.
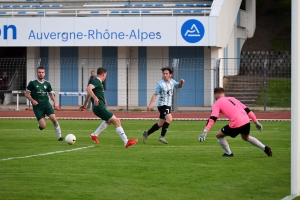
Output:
[0, 119, 291, 200]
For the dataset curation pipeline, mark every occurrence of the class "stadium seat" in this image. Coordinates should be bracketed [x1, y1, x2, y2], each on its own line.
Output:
[121, 10, 130, 14]
[111, 10, 120, 14]
[175, 4, 184, 7]
[183, 10, 192, 13]
[38, 11, 45, 14]
[32, 4, 40, 8]
[173, 10, 181, 13]
[124, 4, 133, 7]
[154, 4, 163, 7]
[134, 4, 143, 7]
[193, 10, 202, 13]
[0, 12, 6, 15]
[141, 10, 150, 14]
[12, 5, 21, 8]
[41, 4, 51, 8]
[90, 11, 99, 14]
[145, 4, 154, 7]
[131, 10, 140, 14]
[22, 5, 31, 8]
[2, 5, 11, 9]
[51, 4, 61, 8]
[18, 12, 27, 15]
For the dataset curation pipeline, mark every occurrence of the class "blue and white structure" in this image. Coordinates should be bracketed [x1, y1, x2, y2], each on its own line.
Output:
[0, 0, 256, 107]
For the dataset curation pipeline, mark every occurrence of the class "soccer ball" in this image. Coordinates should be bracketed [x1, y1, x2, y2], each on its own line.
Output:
[65, 134, 76, 145]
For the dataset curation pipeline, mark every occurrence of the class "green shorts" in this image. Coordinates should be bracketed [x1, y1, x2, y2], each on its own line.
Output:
[93, 105, 113, 121]
[33, 102, 55, 121]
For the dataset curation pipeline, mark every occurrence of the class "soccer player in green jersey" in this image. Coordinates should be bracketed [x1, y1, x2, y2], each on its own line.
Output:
[80, 67, 138, 148]
[25, 66, 63, 141]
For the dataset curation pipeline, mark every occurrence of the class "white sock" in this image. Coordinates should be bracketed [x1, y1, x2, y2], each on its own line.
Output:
[218, 138, 232, 155]
[93, 121, 109, 136]
[54, 124, 62, 139]
[247, 136, 265, 150]
[116, 126, 128, 145]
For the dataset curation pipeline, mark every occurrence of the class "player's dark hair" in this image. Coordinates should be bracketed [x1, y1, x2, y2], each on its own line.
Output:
[37, 66, 45, 71]
[161, 66, 173, 74]
[214, 87, 225, 94]
[97, 67, 107, 75]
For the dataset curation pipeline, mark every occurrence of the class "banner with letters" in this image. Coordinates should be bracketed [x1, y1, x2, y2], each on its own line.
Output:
[0, 17, 217, 46]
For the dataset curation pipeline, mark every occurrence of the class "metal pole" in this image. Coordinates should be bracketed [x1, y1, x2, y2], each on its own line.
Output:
[81, 59, 85, 105]
[291, 0, 300, 197]
[263, 59, 267, 112]
[172, 59, 179, 112]
[126, 59, 130, 111]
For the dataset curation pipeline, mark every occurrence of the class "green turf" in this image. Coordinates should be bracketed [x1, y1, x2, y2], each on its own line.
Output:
[256, 78, 291, 107]
[0, 119, 292, 200]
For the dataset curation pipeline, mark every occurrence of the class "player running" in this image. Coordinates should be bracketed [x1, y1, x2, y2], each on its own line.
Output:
[198, 87, 272, 157]
[25, 66, 63, 141]
[80, 67, 138, 148]
[142, 67, 184, 144]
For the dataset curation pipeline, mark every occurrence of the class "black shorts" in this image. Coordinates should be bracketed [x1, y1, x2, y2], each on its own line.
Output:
[158, 106, 171, 119]
[221, 123, 250, 138]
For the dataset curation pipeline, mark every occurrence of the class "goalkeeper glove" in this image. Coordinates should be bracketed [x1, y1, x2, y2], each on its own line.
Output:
[255, 121, 263, 132]
[198, 129, 208, 142]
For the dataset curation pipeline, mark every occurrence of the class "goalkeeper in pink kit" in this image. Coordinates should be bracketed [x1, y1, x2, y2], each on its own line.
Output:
[199, 87, 272, 157]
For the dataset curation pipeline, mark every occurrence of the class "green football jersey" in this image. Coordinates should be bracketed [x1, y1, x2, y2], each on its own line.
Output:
[90, 77, 106, 107]
[26, 79, 53, 104]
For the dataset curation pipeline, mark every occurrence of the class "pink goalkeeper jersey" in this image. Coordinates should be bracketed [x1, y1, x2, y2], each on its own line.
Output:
[205, 96, 257, 131]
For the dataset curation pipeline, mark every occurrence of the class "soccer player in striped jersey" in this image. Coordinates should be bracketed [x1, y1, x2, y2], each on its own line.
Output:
[25, 66, 63, 141]
[143, 67, 184, 144]
[198, 87, 272, 157]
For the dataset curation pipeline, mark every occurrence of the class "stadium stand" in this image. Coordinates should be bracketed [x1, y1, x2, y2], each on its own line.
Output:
[0, 0, 213, 16]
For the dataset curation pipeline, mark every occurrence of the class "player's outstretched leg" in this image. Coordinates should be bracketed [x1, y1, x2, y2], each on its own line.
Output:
[143, 123, 160, 143]
[90, 121, 109, 144]
[242, 135, 273, 157]
[158, 122, 169, 144]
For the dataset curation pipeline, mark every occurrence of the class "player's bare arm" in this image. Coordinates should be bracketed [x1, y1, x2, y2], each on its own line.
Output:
[86, 85, 99, 106]
[147, 94, 157, 111]
[179, 79, 185, 88]
[79, 94, 91, 111]
[49, 92, 59, 110]
[25, 90, 38, 106]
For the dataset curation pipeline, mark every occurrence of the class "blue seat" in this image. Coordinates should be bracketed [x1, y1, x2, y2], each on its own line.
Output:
[131, 10, 140, 14]
[175, 4, 184, 7]
[173, 10, 182, 13]
[12, 5, 21, 8]
[41, 4, 51, 8]
[2, 5, 11, 9]
[38, 11, 45, 14]
[51, 4, 60, 8]
[26, 0, 34, 1]
[22, 5, 31, 8]
[124, 4, 133, 7]
[134, 4, 143, 7]
[205, 4, 212, 7]
[183, 10, 192, 13]
[193, 10, 202, 13]
[18, 11, 26, 14]
[90, 11, 99, 14]
[196, 4, 204, 7]
[0, 12, 6, 14]
[32, 4, 40, 8]
[185, 4, 195, 7]
[121, 10, 130, 14]
[111, 10, 120, 14]
[145, 4, 153, 7]
[155, 4, 163, 7]
[36, 0, 44, 2]
[141, 10, 150, 13]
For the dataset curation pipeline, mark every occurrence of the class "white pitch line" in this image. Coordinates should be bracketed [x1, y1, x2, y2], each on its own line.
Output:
[0, 145, 94, 162]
